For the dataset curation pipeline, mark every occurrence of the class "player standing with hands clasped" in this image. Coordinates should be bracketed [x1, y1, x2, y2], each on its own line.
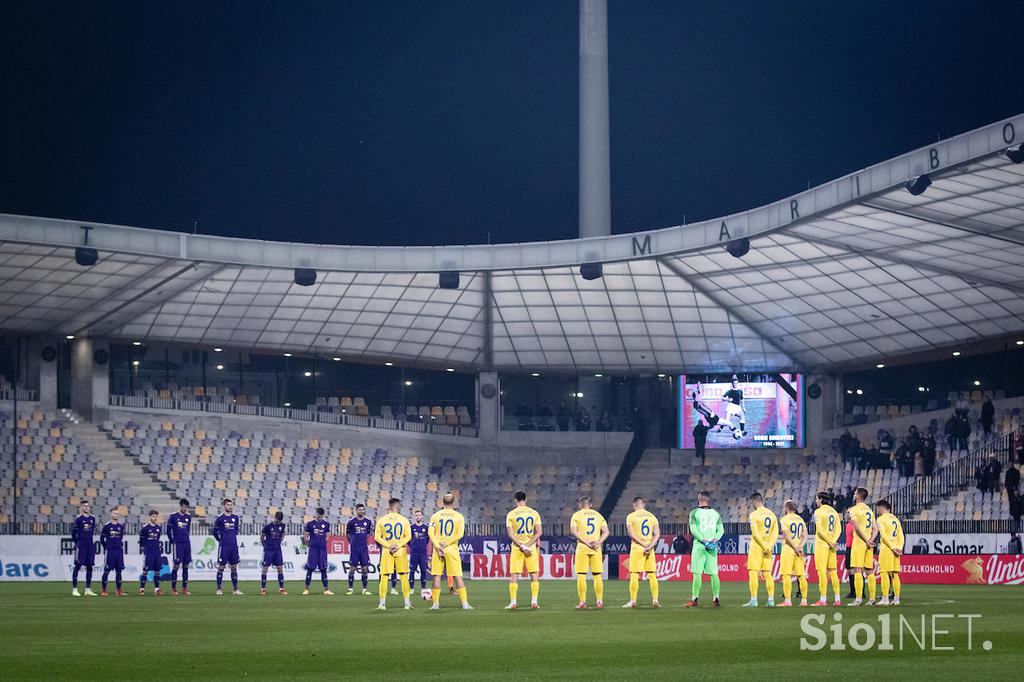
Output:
[687, 491, 723, 607]
[623, 496, 661, 608]
[569, 495, 608, 609]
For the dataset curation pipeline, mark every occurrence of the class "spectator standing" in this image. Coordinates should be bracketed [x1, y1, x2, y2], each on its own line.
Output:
[693, 419, 709, 466]
[878, 431, 894, 467]
[1006, 464, 1021, 529]
[922, 434, 937, 476]
[556, 404, 571, 432]
[956, 415, 971, 452]
[944, 414, 958, 453]
[895, 440, 912, 478]
[1008, 532, 1022, 555]
[975, 464, 989, 494]
[986, 457, 1002, 497]
[800, 505, 812, 525]
[980, 397, 995, 438]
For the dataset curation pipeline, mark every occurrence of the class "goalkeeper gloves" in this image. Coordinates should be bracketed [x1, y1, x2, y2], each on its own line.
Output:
[702, 540, 718, 551]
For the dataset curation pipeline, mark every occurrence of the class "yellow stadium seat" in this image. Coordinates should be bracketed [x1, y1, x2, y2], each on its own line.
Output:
[86, 487, 97, 498]
[17, 418, 28, 429]
[123, 428, 135, 439]
[256, 462, 267, 473]
[64, 479, 76, 489]
[34, 461, 45, 472]
[69, 495, 80, 506]
[241, 471, 253, 481]
[296, 498, 307, 508]
[195, 505, 205, 517]
[31, 410, 44, 422]
[308, 439, 319, 449]
[162, 421, 173, 431]
[427, 481, 438, 492]
[308, 489, 320, 500]
[312, 472, 324, 483]
[201, 446, 213, 457]
[357, 481, 369, 492]
[195, 429, 206, 439]
[40, 504, 52, 516]
[184, 462, 196, 473]
[236, 489, 247, 498]
[287, 481, 299, 491]
[239, 438, 250, 448]
[93, 470, 104, 480]
[20, 435, 32, 446]
[169, 471, 181, 481]
[168, 436, 180, 447]
[326, 464, 337, 475]
[215, 480, 227, 490]
[271, 447, 283, 458]
[50, 427, 61, 438]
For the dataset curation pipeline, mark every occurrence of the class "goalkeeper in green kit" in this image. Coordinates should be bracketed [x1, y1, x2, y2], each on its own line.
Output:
[687, 491, 724, 607]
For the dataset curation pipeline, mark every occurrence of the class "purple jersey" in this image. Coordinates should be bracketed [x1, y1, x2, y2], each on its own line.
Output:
[100, 522, 125, 556]
[261, 521, 285, 550]
[72, 514, 97, 548]
[347, 517, 372, 550]
[304, 519, 330, 549]
[409, 522, 429, 554]
[213, 514, 240, 548]
[166, 512, 192, 545]
[139, 523, 163, 555]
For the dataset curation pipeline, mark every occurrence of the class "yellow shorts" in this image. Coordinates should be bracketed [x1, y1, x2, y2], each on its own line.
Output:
[878, 549, 901, 573]
[379, 549, 410, 575]
[747, 544, 772, 572]
[510, 545, 541, 575]
[574, 549, 603, 575]
[813, 545, 837, 571]
[430, 546, 462, 578]
[629, 546, 656, 574]
[850, 540, 874, 570]
[780, 548, 806, 576]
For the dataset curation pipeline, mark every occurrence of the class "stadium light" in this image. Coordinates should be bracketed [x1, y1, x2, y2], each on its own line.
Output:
[973, 379, 981, 386]
[385, 361, 393, 366]
[216, 364, 224, 370]
[333, 357, 341, 361]
[1007, 144, 1024, 164]
[303, 371, 312, 377]
[213, 347, 223, 352]
[594, 373, 603, 377]
[846, 389, 853, 395]
[657, 373, 666, 378]
[439, 271, 460, 290]
[283, 353, 292, 357]
[905, 174, 931, 195]
[531, 372, 540, 377]
[132, 341, 142, 346]
[952, 351, 961, 357]
[283, 402, 291, 407]
[446, 368, 454, 372]
[293, 268, 317, 286]
[725, 237, 750, 258]
[74, 246, 99, 267]
[918, 386, 926, 392]
[132, 360, 140, 367]
[65, 334, 75, 340]
[1016, 340, 1023, 346]
[855, 388, 863, 395]
[574, 392, 584, 398]
[876, 363, 885, 369]
[580, 262, 603, 280]
[404, 380, 413, 386]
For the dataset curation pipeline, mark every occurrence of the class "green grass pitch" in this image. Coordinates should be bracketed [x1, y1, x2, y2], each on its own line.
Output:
[0, 581, 1019, 679]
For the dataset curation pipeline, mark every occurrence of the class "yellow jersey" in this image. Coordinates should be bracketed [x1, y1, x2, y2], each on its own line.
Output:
[813, 504, 841, 546]
[506, 505, 542, 544]
[570, 508, 607, 549]
[374, 512, 411, 549]
[428, 508, 465, 547]
[625, 509, 659, 548]
[877, 512, 904, 554]
[849, 502, 875, 543]
[780, 512, 807, 550]
[749, 505, 779, 552]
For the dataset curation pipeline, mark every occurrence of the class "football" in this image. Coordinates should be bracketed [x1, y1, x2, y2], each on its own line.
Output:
[420, 588, 432, 601]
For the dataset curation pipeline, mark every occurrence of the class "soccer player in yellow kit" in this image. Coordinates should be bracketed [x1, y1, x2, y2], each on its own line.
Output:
[875, 500, 904, 606]
[847, 487, 877, 606]
[428, 493, 473, 610]
[506, 491, 543, 609]
[374, 497, 412, 610]
[570, 496, 609, 609]
[743, 492, 778, 607]
[811, 491, 842, 606]
[623, 496, 660, 608]
[779, 500, 808, 607]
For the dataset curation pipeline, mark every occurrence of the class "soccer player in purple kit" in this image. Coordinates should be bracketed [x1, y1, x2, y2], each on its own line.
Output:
[260, 510, 288, 596]
[346, 503, 373, 595]
[167, 498, 192, 596]
[409, 508, 431, 591]
[303, 507, 334, 595]
[213, 498, 243, 595]
[70, 501, 97, 597]
[138, 510, 165, 596]
[99, 507, 126, 596]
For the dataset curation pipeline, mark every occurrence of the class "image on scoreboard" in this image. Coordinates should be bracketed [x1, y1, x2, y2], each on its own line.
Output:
[678, 373, 804, 449]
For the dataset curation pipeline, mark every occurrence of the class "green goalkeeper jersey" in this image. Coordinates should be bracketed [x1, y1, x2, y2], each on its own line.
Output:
[689, 506, 724, 547]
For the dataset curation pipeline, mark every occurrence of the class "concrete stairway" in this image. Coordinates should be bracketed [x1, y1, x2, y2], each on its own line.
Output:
[608, 448, 671, 524]
[61, 409, 180, 517]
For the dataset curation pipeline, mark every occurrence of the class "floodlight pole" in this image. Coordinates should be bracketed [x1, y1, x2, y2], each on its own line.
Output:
[11, 336, 19, 534]
[579, 0, 611, 239]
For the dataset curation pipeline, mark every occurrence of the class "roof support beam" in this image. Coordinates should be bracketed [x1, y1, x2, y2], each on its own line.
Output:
[658, 257, 802, 370]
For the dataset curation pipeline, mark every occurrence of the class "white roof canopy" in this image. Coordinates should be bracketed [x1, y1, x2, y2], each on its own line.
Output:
[1, 114, 1022, 373]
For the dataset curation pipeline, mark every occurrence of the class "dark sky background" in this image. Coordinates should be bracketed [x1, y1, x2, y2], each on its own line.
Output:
[2, 1, 1022, 246]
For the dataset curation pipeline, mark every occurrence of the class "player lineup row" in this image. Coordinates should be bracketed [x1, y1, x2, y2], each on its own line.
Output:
[64, 487, 905, 609]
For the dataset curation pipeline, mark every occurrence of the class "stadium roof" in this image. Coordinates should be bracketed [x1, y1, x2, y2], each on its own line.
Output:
[1, 114, 1023, 374]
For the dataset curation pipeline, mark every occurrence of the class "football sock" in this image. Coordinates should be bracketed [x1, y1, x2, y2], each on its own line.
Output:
[892, 575, 901, 598]
[182, 566, 188, 589]
[509, 582, 519, 603]
[530, 580, 539, 602]
[783, 577, 792, 601]
[691, 573, 702, 600]
[817, 570, 828, 600]
[867, 574, 877, 601]
[378, 577, 388, 600]
[361, 574, 368, 589]
[305, 570, 313, 588]
[594, 576, 604, 602]
[748, 571, 759, 599]
[140, 574, 147, 589]
[798, 575, 808, 600]
[231, 570, 238, 590]
[320, 570, 328, 589]
[458, 587, 468, 605]
[447, 575, 454, 589]
[648, 574, 659, 601]
[171, 566, 178, 590]
[85, 566, 92, 588]
[854, 572, 864, 600]
[72, 563, 81, 588]
[576, 575, 587, 602]
[261, 573, 268, 590]
[115, 570, 122, 590]
[880, 572, 890, 598]
[432, 587, 440, 605]
[710, 574, 721, 599]
[278, 571, 285, 589]
[830, 571, 840, 599]
[101, 571, 109, 591]
[153, 574, 160, 590]
[400, 575, 410, 600]
[216, 569, 224, 590]
[763, 573, 774, 600]
[629, 574, 640, 602]
[390, 573, 397, 588]
[348, 571, 355, 589]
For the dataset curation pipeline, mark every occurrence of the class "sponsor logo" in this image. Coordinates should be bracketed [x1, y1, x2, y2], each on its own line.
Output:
[197, 538, 217, 555]
[1, 559, 49, 577]
[800, 613, 990, 652]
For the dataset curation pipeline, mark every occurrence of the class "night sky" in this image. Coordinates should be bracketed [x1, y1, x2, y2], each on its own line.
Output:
[2, 1, 1021, 247]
